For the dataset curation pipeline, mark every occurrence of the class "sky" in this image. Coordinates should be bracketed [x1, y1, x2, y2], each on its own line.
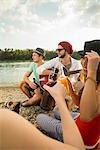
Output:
[0, 0, 100, 51]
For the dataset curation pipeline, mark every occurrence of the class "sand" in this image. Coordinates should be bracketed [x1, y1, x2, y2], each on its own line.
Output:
[0, 86, 27, 103]
[0, 86, 54, 125]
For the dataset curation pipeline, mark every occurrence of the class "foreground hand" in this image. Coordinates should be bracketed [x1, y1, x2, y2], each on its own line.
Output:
[43, 82, 66, 100]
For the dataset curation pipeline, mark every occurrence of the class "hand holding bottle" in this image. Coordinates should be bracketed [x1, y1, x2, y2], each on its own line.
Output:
[43, 82, 66, 103]
[40, 68, 59, 110]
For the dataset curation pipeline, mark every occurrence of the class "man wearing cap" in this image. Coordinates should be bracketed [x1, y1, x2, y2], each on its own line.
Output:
[37, 41, 82, 84]
[19, 48, 45, 106]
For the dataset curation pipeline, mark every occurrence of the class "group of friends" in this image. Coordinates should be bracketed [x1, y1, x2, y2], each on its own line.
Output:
[0, 40, 100, 150]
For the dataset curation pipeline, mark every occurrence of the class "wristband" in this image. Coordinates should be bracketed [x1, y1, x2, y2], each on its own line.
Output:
[86, 77, 96, 85]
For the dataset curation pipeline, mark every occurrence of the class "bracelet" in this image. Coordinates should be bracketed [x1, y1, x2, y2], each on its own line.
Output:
[86, 77, 97, 85]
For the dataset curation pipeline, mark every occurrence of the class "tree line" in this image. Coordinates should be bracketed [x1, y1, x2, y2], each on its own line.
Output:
[0, 48, 81, 62]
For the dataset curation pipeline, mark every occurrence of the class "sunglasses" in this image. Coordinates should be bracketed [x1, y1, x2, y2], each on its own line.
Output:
[56, 48, 64, 52]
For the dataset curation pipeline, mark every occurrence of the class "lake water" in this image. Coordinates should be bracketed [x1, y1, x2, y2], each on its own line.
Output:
[0, 62, 33, 87]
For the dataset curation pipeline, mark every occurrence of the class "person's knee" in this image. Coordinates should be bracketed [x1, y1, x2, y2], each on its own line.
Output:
[18, 80, 25, 89]
[20, 82, 29, 92]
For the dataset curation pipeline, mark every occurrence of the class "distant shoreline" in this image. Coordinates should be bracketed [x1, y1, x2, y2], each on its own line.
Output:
[0, 60, 32, 63]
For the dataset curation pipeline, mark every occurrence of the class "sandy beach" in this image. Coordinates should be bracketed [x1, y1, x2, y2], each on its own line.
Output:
[0, 86, 27, 103]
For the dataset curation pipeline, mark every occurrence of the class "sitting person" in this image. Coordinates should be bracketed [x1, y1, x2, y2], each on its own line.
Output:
[37, 41, 82, 86]
[0, 83, 85, 150]
[37, 41, 82, 111]
[19, 48, 45, 106]
[36, 50, 100, 149]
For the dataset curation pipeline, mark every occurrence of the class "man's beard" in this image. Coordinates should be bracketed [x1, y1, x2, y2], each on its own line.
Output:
[59, 51, 66, 58]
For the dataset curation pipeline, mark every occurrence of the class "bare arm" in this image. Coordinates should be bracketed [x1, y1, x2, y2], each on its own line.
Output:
[24, 71, 32, 84]
[37, 57, 58, 75]
[80, 51, 100, 121]
[44, 83, 85, 149]
[41, 69, 53, 75]
[24, 71, 36, 89]
[0, 109, 85, 150]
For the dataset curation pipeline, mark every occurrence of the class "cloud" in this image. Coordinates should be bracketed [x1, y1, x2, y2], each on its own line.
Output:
[0, 0, 19, 15]
[0, 0, 100, 28]
[0, 0, 100, 50]
[57, 0, 100, 28]
[0, 27, 5, 33]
